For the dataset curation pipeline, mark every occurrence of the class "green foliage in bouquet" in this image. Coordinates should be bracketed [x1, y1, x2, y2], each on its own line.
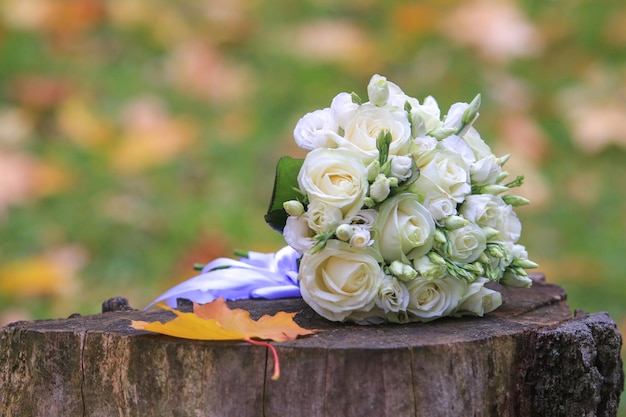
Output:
[265, 157, 305, 233]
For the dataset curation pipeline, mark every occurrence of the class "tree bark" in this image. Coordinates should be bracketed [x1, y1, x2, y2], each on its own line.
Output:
[0, 274, 623, 417]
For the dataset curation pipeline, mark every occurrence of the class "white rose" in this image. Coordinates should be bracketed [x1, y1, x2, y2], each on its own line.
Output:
[340, 103, 412, 163]
[461, 127, 493, 160]
[369, 174, 392, 202]
[443, 102, 469, 131]
[349, 226, 373, 248]
[452, 277, 502, 317]
[411, 135, 438, 165]
[375, 275, 410, 313]
[470, 155, 502, 186]
[306, 201, 343, 234]
[405, 276, 465, 321]
[411, 148, 471, 203]
[298, 240, 384, 322]
[346, 209, 377, 227]
[283, 215, 315, 254]
[441, 135, 476, 165]
[298, 148, 368, 219]
[410, 96, 442, 137]
[389, 155, 413, 181]
[459, 194, 501, 227]
[422, 192, 457, 221]
[446, 223, 488, 263]
[386, 81, 420, 110]
[293, 108, 342, 151]
[496, 205, 522, 243]
[375, 193, 436, 262]
[367, 74, 389, 107]
[330, 92, 359, 128]
[460, 195, 521, 243]
[511, 243, 528, 260]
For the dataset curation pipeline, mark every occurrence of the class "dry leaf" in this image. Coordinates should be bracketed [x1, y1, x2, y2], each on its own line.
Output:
[131, 298, 317, 379]
[132, 298, 315, 342]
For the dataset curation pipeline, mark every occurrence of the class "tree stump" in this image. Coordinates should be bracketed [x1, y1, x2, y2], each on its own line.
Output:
[0, 274, 623, 417]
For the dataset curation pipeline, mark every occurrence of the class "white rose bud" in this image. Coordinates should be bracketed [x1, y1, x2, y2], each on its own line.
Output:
[283, 200, 304, 217]
[370, 174, 392, 202]
[330, 92, 359, 128]
[428, 127, 458, 140]
[366, 159, 381, 182]
[497, 154, 511, 166]
[512, 258, 539, 269]
[477, 184, 509, 195]
[444, 215, 470, 230]
[306, 201, 343, 234]
[349, 227, 373, 248]
[443, 102, 469, 131]
[283, 215, 315, 254]
[375, 275, 410, 313]
[500, 269, 532, 288]
[502, 194, 530, 207]
[461, 94, 481, 126]
[410, 96, 442, 137]
[335, 224, 354, 241]
[367, 74, 390, 107]
[389, 155, 413, 181]
[389, 260, 418, 282]
[470, 155, 502, 186]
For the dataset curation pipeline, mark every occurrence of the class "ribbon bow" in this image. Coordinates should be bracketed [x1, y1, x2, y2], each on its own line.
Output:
[146, 246, 301, 309]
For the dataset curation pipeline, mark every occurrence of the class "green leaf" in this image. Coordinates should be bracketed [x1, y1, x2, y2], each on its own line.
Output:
[264, 157, 305, 233]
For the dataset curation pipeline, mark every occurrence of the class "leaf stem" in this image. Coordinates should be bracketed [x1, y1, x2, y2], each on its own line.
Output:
[245, 338, 281, 380]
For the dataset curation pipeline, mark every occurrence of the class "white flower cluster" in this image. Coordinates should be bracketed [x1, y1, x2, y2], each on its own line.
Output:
[277, 75, 537, 324]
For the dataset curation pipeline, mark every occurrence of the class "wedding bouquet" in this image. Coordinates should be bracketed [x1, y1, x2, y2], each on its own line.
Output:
[264, 74, 537, 324]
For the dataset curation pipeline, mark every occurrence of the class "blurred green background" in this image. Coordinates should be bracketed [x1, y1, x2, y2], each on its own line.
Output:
[0, 0, 624, 409]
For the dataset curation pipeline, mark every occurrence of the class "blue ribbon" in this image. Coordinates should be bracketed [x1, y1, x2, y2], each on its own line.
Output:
[145, 246, 301, 309]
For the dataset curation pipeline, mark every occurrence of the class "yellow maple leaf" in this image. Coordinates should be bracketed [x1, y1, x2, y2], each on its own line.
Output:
[131, 297, 316, 379]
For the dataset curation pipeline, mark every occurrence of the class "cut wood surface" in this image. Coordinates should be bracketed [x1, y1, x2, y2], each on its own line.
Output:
[0, 274, 623, 417]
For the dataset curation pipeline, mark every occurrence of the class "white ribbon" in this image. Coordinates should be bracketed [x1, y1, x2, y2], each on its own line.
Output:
[145, 246, 301, 309]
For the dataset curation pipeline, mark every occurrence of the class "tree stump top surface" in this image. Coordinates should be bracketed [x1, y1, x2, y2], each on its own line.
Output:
[7, 274, 570, 349]
[1, 273, 623, 417]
